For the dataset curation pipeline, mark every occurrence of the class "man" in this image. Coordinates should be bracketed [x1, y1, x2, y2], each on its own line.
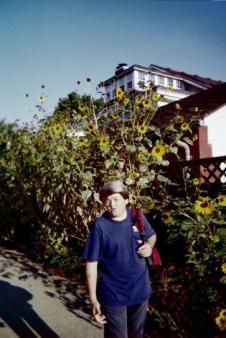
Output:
[83, 180, 157, 338]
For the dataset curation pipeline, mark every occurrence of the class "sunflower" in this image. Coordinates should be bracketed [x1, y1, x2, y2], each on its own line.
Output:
[68, 156, 76, 165]
[192, 134, 198, 142]
[175, 115, 184, 123]
[220, 309, 226, 318]
[175, 103, 182, 110]
[215, 315, 226, 331]
[162, 214, 174, 225]
[221, 263, 226, 274]
[151, 144, 167, 159]
[137, 124, 149, 135]
[85, 123, 95, 132]
[217, 194, 226, 207]
[192, 178, 200, 186]
[39, 95, 45, 102]
[79, 140, 89, 148]
[167, 85, 173, 92]
[181, 122, 190, 132]
[152, 92, 159, 101]
[166, 122, 175, 131]
[124, 97, 130, 105]
[112, 112, 120, 119]
[41, 124, 48, 132]
[135, 95, 143, 105]
[116, 87, 124, 100]
[194, 197, 214, 215]
[51, 123, 63, 134]
[99, 136, 110, 148]
[79, 103, 86, 112]
[142, 98, 152, 108]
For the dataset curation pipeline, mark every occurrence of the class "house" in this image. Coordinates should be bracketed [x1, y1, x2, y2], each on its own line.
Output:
[98, 63, 225, 160]
[153, 82, 226, 160]
[98, 63, 222, 106]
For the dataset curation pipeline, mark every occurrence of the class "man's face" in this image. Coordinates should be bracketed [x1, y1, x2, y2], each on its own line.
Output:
[104, 193, 128, 219]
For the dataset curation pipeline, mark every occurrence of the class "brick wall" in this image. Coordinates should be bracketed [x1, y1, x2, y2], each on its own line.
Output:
[191, 126, 212, 159]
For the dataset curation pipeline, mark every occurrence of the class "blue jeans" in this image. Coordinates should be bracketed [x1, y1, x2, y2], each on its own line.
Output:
[102, 300, 149, 338]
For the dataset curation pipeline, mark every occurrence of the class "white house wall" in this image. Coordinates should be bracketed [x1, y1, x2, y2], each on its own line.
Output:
[204, 105, 226, 157]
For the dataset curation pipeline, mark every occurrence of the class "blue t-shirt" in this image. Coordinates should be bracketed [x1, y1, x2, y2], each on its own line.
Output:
[83, 208, 155, 306]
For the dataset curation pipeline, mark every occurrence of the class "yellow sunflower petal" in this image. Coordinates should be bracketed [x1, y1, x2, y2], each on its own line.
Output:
[137, 124, 149, 135]
[181, 122, 190, 131]
[217, 195, 226, 207]
[221, 263, 226, 274]
[51, 123, 63, 134]
[152, 92, 159, 101]
[124, 97, 130, 105]
[192, 178, 200, 186]
[175, 103, 182, 110]
[175, 115, 184, 123]
[116, 87, 124, 100]
[219, 309, 226, 318]
[151, 144, 166, 159]
[99, 136, 110, 148]
[194, 197, 214, 215]
[39, 95, 45, 102]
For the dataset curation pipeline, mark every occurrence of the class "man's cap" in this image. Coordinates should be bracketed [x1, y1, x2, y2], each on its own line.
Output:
[99, 180, 129, 201]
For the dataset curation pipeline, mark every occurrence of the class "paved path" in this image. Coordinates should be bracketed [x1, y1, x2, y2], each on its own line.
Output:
[0, 246, 103, 338]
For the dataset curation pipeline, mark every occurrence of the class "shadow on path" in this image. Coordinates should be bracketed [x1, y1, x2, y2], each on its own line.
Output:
[0, 280, 59, 338]
[0, 247, 102, 331]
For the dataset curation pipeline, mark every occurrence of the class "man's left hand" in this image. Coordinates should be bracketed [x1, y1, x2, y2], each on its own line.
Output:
[137, 242, 152, 258]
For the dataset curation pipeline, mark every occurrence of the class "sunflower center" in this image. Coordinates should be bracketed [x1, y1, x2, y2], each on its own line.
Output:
[201, 201, 209, 208]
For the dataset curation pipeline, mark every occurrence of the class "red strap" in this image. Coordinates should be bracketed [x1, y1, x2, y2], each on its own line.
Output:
[132, 206, 162, 266]
[152, 247, 162, 265]
[131, 206, 144, 233]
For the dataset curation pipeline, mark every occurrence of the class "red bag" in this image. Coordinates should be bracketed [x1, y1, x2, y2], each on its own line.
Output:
[131, 206, 162, 266]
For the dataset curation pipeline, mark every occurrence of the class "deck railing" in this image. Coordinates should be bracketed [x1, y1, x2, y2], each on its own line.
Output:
[168, 156, 226, 185]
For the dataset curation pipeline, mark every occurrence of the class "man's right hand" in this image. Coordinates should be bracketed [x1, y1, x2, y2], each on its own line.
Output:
[91, 300, 107, 325]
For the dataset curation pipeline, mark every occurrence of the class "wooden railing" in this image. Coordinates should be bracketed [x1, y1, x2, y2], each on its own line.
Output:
[168, 156, 226, 185]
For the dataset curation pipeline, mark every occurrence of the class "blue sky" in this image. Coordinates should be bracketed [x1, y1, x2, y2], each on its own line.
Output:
[1, 0, 226, 125]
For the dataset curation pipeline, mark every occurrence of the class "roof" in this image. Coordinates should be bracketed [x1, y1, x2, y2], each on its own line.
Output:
[98, 63, 222, 89]
[149, 64, 222, 89]
[152, 82, 226, 128]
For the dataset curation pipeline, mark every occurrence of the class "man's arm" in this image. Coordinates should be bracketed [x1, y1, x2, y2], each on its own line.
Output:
[86, 261, 106, 324]
[137, 233, 157, 258]
[146, 233, 157, 250]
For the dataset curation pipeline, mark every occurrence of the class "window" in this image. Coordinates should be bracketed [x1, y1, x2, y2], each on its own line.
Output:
[167, 78, 173, 86]
[176, 80, 183, 89]
[138, 71, 146, 81]
[148, 73, 155, 83]
[138, 81, 145, 89]
[127, 81, 133, 89]
[158, 76, 164, 85]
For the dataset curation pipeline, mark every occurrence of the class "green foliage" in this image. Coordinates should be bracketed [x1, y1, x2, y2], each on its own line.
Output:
[165, 172, 226, 276]
[0, 88, 225, 335]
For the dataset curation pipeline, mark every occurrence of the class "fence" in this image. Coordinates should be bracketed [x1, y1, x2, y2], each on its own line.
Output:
[167, 155, 226, 187]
